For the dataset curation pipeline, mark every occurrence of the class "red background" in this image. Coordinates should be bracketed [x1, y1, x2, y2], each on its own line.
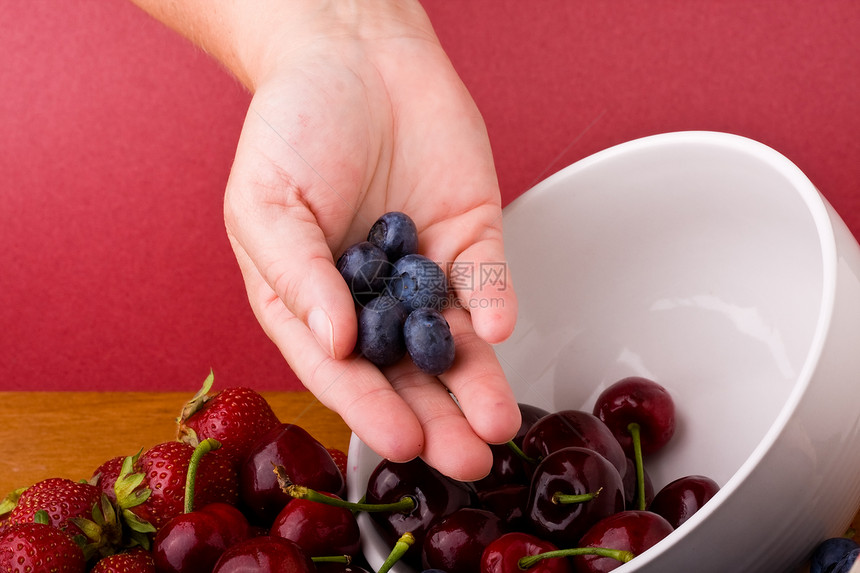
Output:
[2, 1, 858, 392]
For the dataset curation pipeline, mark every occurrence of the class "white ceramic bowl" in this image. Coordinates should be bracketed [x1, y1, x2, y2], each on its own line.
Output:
[347, 131, 860, 572]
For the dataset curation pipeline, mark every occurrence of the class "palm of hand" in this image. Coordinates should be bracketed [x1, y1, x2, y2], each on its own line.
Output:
[223, 28, 520, 481]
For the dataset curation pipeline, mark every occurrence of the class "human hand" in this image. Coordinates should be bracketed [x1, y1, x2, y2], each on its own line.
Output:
[208, 1, 521, 481]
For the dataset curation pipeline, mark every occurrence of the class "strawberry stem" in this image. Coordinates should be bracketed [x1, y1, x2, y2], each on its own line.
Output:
[627, 422, 646, 511]
[518, 547, 635, 569]
[184, 438, 221, 514]
[377, 532, 415, 573]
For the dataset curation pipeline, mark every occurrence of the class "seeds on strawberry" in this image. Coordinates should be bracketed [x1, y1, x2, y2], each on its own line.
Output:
[6, 478, 100, 538]
[327, 448, 349, 481]
[177, 372, 281, 469]
[117, 441, 239, 533]
[90, 547, 156, 572]
[91, 456, 125, 505]
[0, 517, 86, 573]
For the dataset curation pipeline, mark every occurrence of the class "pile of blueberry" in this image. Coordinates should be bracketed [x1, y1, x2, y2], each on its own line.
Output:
[811, 536, 860, 573]
[337, 212, 455, 376]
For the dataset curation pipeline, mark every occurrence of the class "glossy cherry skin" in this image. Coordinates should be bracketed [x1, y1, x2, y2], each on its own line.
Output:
[270, 495, 360, 557]
[621, 457, 654, 510]
[647, 474, 719, 528]
[481, 531, 572, 573]
[152, 503, 250, 573]
[526, 447, 624, 546]
[522, 410, 626, 477]
[592, 376, 675, 456]
[477, 484, 529, 531]
[573, 510, 674, 572]
[474, 443, 530, 492]
[239, 423, 345, 525]
[421, 508, 506, 573]
[364, 457, 477, 567]
[211, 536, 314, 573]
[197, 502, 252, 545]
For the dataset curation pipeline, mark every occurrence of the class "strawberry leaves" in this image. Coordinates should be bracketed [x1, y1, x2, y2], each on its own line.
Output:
[109, 450, 156, 549]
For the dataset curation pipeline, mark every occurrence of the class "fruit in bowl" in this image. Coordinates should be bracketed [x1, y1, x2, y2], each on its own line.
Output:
[346, 131, 860, 572]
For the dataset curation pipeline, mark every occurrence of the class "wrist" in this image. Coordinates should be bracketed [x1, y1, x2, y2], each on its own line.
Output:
[235, 0, 437, 91]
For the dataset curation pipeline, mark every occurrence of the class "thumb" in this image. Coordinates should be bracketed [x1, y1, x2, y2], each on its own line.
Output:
[224, 178, 358, 361]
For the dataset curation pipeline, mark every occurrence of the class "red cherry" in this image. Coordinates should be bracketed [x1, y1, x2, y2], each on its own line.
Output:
[526, 447, 625, 546]
[572, 510, 674, 572]
[473, 442, 532, 491]
[363, 457, 477, 563]
[522, 410, 627, 477]
[270, 494, 360, 557]
[481, 531, 572, 573]
[592, 376, 676, 456]
[647, 474, 720, 528]
[152, 511, 227, 573]
[211, 536, 314, 573]
[197, 502, 251, 544]
[239, 424, 345, 525]
[477, 484, 529, 530]
[421, 508, 506, 573]
[152, 503, 250, 573]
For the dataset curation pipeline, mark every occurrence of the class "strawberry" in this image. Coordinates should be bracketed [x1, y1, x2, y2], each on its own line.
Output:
[0, 512, 86, 572]
[176, 372, 281, 469]
[91, 456, 125, 505]
[4, 477, 129, 560]
[327, 447, 349, 481]
[5, 478, 100, 537]
[90, 547, 156, 572]
[114, 441, 239, 534]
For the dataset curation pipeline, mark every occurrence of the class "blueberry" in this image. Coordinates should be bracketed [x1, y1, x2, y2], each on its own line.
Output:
[403, 308, 455, 375]
[357, 295, 408, 367]
[336, 241, 391, 304]
[368, 211, 419, 261]
[811, 537, 860, 573]
[832, 548, 860, 573]
[387, 254, 448, 311]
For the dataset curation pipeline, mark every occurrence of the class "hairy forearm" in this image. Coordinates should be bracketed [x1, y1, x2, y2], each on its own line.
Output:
[127, 0, 434, 91]
[128, 0, 259, 87]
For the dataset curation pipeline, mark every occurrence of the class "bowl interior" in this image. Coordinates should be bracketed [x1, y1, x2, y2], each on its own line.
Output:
[497, 134, 824, 486]
[496, 131, 826, 490]
[347, 131, 830, 572]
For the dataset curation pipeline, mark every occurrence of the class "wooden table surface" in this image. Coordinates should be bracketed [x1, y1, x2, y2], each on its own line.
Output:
[0, 391, 352, 495]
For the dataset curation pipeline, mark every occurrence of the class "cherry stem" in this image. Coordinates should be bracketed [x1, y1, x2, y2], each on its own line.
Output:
[507, 440, 540, 465]
[275, 466, 416, 514]
[552, 487, 602, 505]
[627, 422, 646, 511]
[518, 547, 635, 569]
[377, 532, 415, 573]
[184, 438, 221, 514]
[311, 555, 351, 564]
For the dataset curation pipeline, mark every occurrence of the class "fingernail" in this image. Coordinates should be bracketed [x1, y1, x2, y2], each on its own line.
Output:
[308, 307, 335, 357]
